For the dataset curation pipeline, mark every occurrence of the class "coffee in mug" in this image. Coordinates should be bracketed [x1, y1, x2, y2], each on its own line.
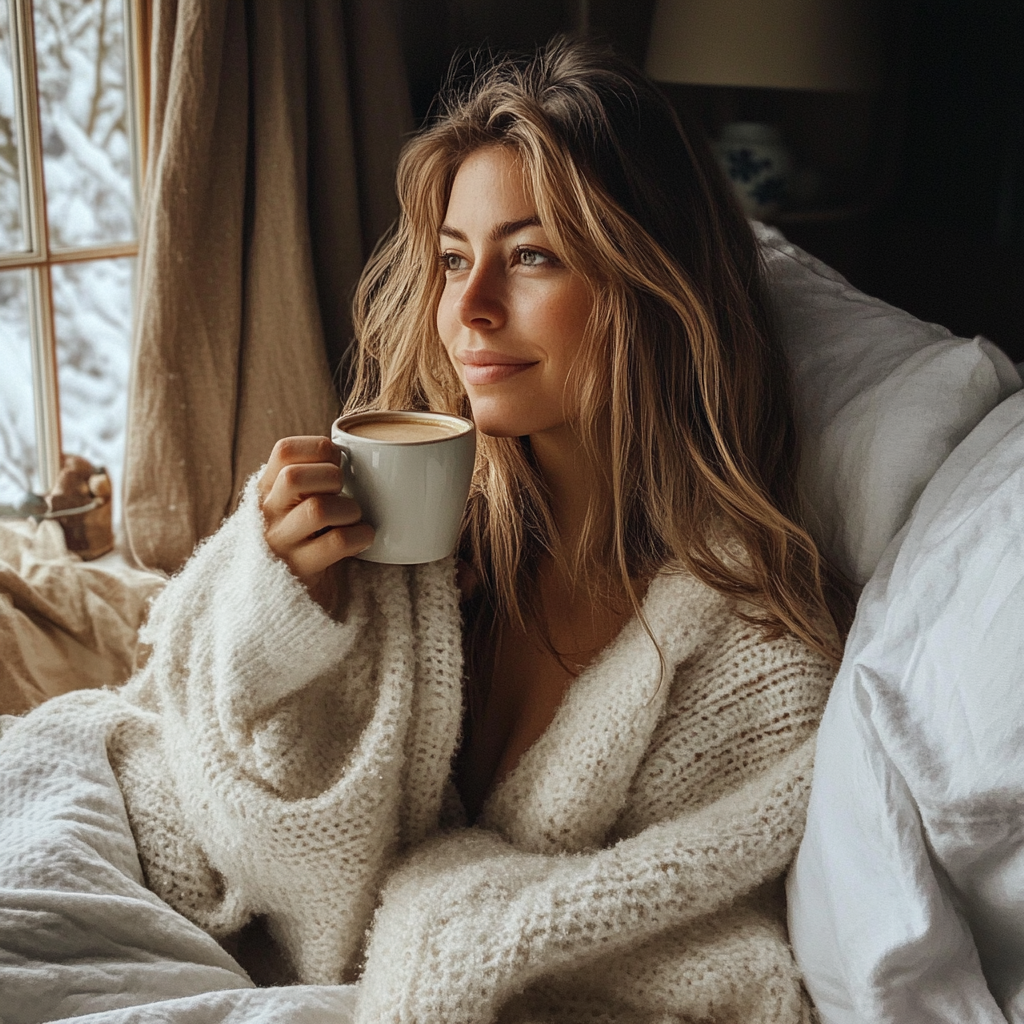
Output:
[344, 418, 465, 443]
[331, 410, 476, 564]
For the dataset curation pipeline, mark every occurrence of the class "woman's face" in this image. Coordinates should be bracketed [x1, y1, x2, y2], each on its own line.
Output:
[436, 146, 594, 439]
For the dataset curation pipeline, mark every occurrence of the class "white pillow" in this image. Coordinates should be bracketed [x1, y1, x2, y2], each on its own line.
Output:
[789, 392, 1024, 1021]
[756, 222, 1022, 584]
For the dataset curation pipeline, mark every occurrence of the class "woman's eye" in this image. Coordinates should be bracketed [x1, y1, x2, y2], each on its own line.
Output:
[516, 247, 551, 267]
[440, 252, 468, 272]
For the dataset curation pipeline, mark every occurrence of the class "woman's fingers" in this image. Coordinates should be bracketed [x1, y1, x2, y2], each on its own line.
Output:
[258, 436, 340, 501]
[267, 497, 375, 579]
[286, 522, 376, 579]
[258, 435, 376, 579]
[265, 492, 364, 553]
[264, 460, 345, 517]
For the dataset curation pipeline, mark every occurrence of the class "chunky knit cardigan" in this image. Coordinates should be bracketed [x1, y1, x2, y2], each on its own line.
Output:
[98, 477, 833, 1023]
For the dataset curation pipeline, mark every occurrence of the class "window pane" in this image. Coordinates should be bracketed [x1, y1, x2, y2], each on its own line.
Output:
[35, 0, 134, 248]
[0, 0, 28, 253]
[53, 257, 132, 515]
[0, 269, 38, 503]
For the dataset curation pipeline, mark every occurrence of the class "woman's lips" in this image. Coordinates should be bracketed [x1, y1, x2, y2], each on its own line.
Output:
[458, 350, 538, 386]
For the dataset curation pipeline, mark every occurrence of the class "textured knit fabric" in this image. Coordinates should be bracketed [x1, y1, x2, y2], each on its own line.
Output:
[49, 474, 833, 1023]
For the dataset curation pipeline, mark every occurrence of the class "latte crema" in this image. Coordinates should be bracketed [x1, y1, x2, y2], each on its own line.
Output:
[344, 417, 465, 443]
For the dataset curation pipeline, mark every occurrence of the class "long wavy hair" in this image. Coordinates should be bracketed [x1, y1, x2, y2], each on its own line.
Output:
[346, 38, 846, 665]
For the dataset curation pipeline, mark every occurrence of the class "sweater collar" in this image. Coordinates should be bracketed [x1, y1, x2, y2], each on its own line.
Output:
[477, 569, 724, 853]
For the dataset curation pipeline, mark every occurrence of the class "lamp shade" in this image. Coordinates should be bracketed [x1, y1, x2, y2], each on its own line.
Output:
[646, 0, 880, 92]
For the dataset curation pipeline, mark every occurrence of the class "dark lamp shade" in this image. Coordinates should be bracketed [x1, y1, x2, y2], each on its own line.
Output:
[646, 0, 881, 92]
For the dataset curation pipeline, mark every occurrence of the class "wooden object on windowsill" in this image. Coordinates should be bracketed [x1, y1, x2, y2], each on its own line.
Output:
[47, 455, 114, 561]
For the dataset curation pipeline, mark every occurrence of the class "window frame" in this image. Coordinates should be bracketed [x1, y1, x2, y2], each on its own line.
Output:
[1, 0, 149, 495]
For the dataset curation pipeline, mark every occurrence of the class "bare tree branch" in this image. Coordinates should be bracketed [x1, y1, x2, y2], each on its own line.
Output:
[86, 0, 110, 139]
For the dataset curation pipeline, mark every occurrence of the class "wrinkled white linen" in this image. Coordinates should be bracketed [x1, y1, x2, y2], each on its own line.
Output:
[0, 701, 356, 1024]
[789, 390, 1024, 1023]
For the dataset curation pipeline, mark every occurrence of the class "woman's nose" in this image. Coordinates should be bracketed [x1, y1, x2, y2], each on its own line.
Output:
[455, 262, 506, 330]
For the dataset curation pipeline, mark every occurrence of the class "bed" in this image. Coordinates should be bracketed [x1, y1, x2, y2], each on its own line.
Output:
[1, 225, 1019, 1023]
[789, 382, 1024, 1022]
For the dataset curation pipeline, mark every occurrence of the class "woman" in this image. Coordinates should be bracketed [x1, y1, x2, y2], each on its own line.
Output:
[70, 38, 838, 1023]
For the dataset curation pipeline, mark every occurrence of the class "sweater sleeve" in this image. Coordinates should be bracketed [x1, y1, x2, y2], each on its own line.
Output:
[129, 474, 374, 745]
[354, 734, 816, 1024]
[114, 474, 463, 985]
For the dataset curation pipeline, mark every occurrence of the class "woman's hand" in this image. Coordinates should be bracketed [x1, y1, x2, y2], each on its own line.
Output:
[257, 436, 374, 607]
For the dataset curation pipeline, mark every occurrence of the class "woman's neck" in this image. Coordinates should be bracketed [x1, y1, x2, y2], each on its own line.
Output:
[528, 424, 610, 558]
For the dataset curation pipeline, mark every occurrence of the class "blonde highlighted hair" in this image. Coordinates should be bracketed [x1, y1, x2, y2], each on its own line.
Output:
[347, 38, 847, 664]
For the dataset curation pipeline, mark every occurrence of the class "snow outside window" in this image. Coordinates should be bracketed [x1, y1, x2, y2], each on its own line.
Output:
[0, 0, 145, 517]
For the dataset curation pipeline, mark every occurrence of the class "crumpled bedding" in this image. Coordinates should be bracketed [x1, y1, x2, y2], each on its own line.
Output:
[1, 470, 829, 1024]
[0, 696, 358, 1024]
[789, 389, 1024, 1023]
[0, 519, 163, 716]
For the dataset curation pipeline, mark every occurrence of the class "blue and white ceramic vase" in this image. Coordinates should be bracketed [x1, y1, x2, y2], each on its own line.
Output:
[713, 122, 793, 219]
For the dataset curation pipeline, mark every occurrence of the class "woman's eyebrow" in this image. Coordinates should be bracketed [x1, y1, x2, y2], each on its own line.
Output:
[439, 224, 468, 242]
[491, 216, 541, 240]
[438, 216, 542, 243]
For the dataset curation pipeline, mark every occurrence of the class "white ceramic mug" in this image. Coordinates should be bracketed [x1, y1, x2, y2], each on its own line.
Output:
[331, 410, 476, 564]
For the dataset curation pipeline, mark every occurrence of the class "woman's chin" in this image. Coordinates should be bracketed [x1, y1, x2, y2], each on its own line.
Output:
[465, 392, 571, 439]
[470, 410, 572, 439]
[473, 420, 529, 439]
[467, 403, 541, 439]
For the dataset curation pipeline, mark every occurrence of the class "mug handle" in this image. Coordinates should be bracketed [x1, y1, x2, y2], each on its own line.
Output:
[336, 446, 351, 494]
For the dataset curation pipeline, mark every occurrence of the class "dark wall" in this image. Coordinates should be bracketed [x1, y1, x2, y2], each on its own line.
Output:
[397, 0, 656, 124]
[396, 0, 1024, 360]
[893, 0, 1022, 245]
[864, 0, 1024, 359]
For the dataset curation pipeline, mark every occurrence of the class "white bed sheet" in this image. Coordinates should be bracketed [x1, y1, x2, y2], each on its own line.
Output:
[0, 697, 357, 1024]
[789, 390, 1024, 1023]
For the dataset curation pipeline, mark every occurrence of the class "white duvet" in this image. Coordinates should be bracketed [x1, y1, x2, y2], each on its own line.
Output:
[0, 698, 357, 1024]
[8, 377, 1024, 1023]
[790, 390, 1024, 1023]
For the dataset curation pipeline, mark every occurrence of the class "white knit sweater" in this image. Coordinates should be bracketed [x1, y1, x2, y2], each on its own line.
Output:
[98, 477, 833, 1023]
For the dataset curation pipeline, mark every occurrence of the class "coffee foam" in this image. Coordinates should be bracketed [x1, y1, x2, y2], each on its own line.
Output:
[341, 414, 467, 444]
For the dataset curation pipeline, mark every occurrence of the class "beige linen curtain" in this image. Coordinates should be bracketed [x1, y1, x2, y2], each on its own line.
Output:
[123, 0, 412, 573]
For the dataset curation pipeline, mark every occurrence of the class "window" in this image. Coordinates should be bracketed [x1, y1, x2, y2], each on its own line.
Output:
[0, 0, 147, 508]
